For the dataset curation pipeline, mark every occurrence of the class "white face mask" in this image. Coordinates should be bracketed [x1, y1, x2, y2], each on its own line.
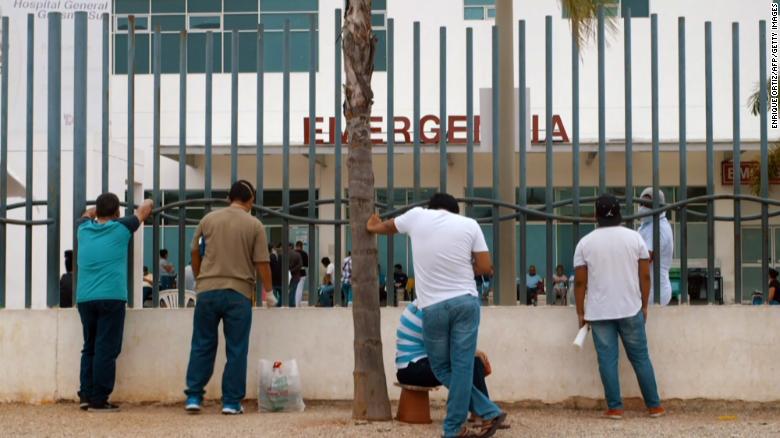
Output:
[638, 205, 652, 222]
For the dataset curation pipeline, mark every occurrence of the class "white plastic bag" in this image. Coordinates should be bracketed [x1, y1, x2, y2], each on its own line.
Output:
[258, 359, 306, 413]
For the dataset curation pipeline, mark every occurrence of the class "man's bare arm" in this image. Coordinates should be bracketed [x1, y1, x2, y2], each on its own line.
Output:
[191, 248, 202, 278]
[574, 266, 588, 328]
[135, 199, 154, 223]
[255, 262, 273, 292]
[473, 252, 493, 276]
[639, 259, 651, 318]
[366, 213, 399, 235]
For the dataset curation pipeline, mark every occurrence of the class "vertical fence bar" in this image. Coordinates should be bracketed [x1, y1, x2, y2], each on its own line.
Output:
[46, 13, 61, 308]
[491, 25, 501, 304]
[704, 22, 715, 304]
[439, 27, 447, 193]
[124, 17, 141, 306]
[231, 30, 238, 185]
[206, 32, 213, 207]
[101, 13, 109, 193]
[624, 11, 633, 227]
[256, 26, 263, 211]
[386, 19, 395, 306]
[0, 16, 8, 308]
[545, 15, 554, 305]
[759, 20, 769, 301]
[281, 21, 291, 307]
[519, 20, 528, 305]
[24, 14, 34, 309]
[73, 12, 88, 303]
[466, 28, 474, 218]
[152, 28, 161, 308]
[126, 17, 136, 308]
[307, 15, 317, 307]
[732, 23, 742, 304]
[413, 22, 420, 203]
[334, 11, 343, 306]
[570, 22, 580, 268]
[177, 31, 187, 307]
[255, 26, 263, 302]
[597, 6, 606, 194]
[678, 17, 689, 304]
[651, 14, 661, 304]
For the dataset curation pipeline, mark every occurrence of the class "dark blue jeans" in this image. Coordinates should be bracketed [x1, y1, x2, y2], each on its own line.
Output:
[590, 310, 661, 410]
[275, 277, 300, 307]
[185, 290, 252, 405]
[422, 294, 501, 437]
[78, 299, 126, 405]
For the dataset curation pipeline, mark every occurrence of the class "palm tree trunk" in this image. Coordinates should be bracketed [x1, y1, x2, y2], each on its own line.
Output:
[342, 0, 392, 421]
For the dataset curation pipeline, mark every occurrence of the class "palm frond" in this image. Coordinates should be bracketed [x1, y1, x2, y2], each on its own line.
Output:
[748, 79, 771, 116]
[560, 0, 619, 50]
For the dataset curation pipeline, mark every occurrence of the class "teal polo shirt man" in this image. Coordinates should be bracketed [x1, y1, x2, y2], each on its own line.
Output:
[76, 193, 152, 412]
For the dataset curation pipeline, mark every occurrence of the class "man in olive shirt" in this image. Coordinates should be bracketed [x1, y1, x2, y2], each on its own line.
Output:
[184, 180, 272, 415]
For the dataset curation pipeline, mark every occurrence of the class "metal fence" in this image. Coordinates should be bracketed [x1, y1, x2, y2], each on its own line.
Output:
[0, 8, 776, 309]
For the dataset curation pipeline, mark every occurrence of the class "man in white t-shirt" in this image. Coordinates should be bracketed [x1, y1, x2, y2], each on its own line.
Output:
[367, 193, 507, 438]
[574, 194, 665, 420]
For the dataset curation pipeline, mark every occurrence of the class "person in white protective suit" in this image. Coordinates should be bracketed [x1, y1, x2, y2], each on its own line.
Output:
[637, 187, 674, 306]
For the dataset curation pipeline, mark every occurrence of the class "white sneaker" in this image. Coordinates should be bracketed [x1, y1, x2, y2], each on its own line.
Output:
[221, 404, 244, 415]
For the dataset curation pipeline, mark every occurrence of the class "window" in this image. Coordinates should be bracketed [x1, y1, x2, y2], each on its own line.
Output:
[464, 0, 495, 21]
[113, 0, 260, 74]
[372, 0, 387, 72]
[562, 0, 649, 19]
[259, 0, 318, 72]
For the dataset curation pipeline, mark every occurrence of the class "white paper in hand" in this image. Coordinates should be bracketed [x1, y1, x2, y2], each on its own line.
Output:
[573, 325, 589, 349]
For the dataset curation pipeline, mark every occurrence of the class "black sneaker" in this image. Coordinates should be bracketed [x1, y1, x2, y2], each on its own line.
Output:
[88, 402, 120, 413]
[79, 398, 89, 411]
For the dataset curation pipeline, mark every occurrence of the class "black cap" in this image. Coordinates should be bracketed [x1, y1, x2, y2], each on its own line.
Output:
[596, 194, 622, 227]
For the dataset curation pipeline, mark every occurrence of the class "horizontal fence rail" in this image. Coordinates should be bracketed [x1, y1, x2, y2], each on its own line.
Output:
[0, 8, 775, 309]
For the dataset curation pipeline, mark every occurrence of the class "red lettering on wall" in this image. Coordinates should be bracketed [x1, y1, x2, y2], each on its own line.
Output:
[393, 116, 411, 143]
[303, 116, 326, 145]
[551, 115, 570, 143]
[474, 116, 481, 144]
[447, 115, 468, 144]
[420, 115, 440, 143]
[370, 116, 383, 144]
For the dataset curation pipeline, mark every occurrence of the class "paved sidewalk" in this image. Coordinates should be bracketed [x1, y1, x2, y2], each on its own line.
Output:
[0, 401, 778, 437]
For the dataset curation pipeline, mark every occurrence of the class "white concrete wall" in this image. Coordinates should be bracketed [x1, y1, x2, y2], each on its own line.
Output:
[2, 306, 779, 404]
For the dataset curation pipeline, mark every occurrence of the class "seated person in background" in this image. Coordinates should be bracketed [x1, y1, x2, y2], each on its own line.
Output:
[393, 264, 409, 301]
[552, 264, 569, 306]
[769, 268, 779, 305]
[317, 257, 335, 307]
[395, 302, 504, 426]
[142, 266, 153, 307]
[59, 250, 74, 308]
[525, 265, 544, 306]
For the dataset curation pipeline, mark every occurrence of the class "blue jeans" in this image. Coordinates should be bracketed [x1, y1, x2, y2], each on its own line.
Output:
[590, 310, 661, 410]
[422, 294, 501, 437]
[341, 283, 352, 306]
[185, 290, 252, 405]
[78, 299, 126, 405]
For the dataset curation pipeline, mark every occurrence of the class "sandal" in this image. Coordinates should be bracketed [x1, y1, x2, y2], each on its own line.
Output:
[443, 426, 478, 438]
[474, 412, 508, 438]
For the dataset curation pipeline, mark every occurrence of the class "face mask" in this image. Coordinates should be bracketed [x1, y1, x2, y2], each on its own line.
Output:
[638, 205, 652, 222]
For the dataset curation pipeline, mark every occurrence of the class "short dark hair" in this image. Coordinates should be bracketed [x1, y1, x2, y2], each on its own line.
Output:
[228, 179, 256, 203]
[143, 265, 149, 275]
[321, 257, 331, 266]
[428, 193, 459, 214]
[295, 241, 304, 248]
[394, 264, 402, 270]
[95, 192, 120, 218]
[770, 268, 779, 280]
[160, 249, 168, 258]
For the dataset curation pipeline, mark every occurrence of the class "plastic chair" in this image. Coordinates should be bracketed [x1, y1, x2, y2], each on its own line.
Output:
[159, 289, 197, 308]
